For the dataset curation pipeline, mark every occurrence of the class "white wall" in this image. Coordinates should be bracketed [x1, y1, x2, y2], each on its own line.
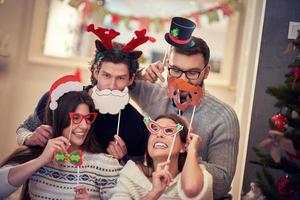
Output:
[0, 0, 90, 160]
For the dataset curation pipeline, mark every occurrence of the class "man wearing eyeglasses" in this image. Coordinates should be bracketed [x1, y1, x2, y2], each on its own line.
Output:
[130, 17, 239, 200]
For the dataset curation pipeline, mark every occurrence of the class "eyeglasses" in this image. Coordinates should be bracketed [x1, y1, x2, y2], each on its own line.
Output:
[167, 64, 207, 80]
[69, 112, 97, 125]
[143, 117, 183, 136]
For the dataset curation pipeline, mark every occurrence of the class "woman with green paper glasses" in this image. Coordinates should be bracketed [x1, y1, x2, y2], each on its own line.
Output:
[110, 114, 213, 200]
[0, 75, 122, 199]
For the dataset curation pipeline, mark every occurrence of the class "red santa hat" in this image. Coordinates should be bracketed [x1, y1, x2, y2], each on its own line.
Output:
[49, 71, 83, 110]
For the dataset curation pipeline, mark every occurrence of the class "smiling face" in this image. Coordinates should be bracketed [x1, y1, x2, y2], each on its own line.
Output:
[168, 51, 210, 98]
[94, 61, 135, 91]
[62, 103, 92, 149]
[147, 118, 185, 162]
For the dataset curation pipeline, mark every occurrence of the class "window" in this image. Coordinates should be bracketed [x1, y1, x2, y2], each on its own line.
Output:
[29, 0, 241, 88]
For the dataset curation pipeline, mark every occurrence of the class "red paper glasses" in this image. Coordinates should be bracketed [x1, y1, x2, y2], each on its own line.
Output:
[143, 117, 183, 136]
[69, 112, 97, 125]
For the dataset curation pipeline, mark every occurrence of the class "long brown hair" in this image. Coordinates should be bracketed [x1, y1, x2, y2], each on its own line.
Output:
[0, 91, 103, 199]
[144, 114, 188, 175]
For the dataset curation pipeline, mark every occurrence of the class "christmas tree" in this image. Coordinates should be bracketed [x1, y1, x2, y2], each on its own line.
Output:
[250, 31, 300, 200]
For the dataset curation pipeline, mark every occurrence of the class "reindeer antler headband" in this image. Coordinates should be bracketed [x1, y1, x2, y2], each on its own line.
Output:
[87, 24, 156, 71]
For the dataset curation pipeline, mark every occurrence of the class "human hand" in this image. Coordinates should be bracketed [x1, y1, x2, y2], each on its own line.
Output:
[106, 135, 128, 160]
[142, 61, 165, 83]
[74, 185, 91, 200]
[150, 161, 172, 197]
[38, 136, 71, 165]
[25, 125, 53, 147]
[185, 133, 202, 154]
[269, 129, 284, 138]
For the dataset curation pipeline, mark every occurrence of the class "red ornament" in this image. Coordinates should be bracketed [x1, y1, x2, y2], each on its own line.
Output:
[276, 176, 295, 197]
[271, 114, 288, 132]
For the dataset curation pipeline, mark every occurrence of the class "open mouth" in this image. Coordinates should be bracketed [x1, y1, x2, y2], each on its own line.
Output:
[153, 142, 168, 149]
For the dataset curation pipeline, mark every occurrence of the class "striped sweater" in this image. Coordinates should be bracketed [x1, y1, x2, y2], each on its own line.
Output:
[130, 80, 240, 199]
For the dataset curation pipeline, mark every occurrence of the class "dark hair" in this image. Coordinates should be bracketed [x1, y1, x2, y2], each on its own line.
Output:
[144, 114, 188, 174]
[44, 91, 103, 153]
[0, 91, 103, 199]
[171, 36, 210, 66]
[89, 41, 142, 88]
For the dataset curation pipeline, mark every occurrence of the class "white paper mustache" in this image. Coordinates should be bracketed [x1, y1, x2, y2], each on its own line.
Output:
[91, 86, 129, 114]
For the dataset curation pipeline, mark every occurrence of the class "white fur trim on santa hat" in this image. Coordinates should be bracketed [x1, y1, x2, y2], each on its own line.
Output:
[50, 81, 83, 110]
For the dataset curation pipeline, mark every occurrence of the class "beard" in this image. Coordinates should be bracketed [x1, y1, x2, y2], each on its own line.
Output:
[91, 86, 129, 115]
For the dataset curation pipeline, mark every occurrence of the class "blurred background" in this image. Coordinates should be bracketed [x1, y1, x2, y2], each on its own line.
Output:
[0, 0, 299, 199]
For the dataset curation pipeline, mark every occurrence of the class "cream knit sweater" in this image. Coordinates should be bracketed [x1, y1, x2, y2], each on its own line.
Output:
[109, 160, 213, 200]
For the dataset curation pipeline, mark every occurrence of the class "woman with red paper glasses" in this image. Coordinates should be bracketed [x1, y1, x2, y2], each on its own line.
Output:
[0, 76, 122, 199]
[110, 114, 213, 200]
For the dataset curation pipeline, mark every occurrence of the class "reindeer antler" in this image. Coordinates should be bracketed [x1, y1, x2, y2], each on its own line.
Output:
[121, 29, 156, 52]
[86, 24, 120, 50]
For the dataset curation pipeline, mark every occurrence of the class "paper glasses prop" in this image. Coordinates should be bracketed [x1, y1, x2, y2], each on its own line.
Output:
[144, 116, 183, 136]
[144, 116, 183, 161]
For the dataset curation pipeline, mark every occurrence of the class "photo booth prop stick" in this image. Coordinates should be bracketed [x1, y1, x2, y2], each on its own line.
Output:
[87, 24, 155, 138]
[167, 77, 203, 134]
[48, 72, 84, 186]
[52, 149, 83, 185]
[163, 16, 196, 83]
[164, 17, 200, 130]
[91, 86, 130, 137]
[143, 117, 183, 162]
[160, 17, 196, 85]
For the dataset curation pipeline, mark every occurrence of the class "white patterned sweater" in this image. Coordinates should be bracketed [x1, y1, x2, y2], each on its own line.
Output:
[29, 152, 122, 200]
[0, 152, 122, 200]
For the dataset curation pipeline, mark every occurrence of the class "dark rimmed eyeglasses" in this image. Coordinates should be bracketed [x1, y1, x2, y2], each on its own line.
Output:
[167, 64, 207, 80]
[69, 112, 97, 125]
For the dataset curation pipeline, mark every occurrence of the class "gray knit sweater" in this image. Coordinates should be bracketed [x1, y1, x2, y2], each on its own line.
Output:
[130, 80, 240, 199]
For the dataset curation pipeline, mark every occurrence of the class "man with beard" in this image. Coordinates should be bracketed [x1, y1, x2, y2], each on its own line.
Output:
[129, 17, 240, 199]
[16, 24, 154, 162]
